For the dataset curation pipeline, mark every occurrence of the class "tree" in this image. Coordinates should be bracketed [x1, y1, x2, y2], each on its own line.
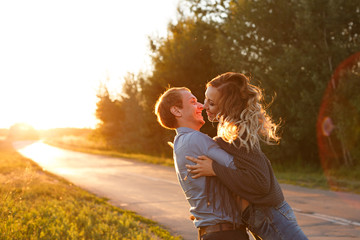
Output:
[115, 73, 150, 153]
[95, 0, 360, 168]
[95, 84, 124, 146]
[319, 53, 360, 168]
[185, 0, 360, 167]
[142, 15, 225, 140]
[7, 123, 39, 141]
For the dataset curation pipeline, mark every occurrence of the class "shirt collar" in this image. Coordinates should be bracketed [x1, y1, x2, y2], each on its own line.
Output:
[176, 127, 197, 135]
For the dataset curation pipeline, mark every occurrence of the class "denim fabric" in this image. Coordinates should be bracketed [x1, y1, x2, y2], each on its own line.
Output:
[174, 127, 239, 228]
[243, 201, 308, 240]
[201, 229, 249, 240]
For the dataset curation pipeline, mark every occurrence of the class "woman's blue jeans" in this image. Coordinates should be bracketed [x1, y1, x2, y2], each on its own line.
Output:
[243, 201, 308, 240]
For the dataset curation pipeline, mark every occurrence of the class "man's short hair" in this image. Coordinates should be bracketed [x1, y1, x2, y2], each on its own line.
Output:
[154, 87, 190, 129]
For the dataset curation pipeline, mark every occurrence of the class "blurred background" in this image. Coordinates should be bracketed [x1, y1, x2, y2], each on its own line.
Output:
[1, 0, 359, 186]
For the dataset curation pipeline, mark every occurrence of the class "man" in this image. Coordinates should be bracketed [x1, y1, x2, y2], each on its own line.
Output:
[154, 87, 249, 240]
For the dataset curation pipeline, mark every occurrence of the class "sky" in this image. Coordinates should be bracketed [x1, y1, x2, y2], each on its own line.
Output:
[0, 0, 179, 130]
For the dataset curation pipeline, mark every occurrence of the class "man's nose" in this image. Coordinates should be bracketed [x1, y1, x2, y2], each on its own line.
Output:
[197, 102, 204, 109]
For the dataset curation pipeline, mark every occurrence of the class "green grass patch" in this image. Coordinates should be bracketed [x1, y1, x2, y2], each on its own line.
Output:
[0, 140, 182, 240]
[273, 161, 360, 194]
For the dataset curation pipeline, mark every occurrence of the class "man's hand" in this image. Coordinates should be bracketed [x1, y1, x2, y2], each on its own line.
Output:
[185, 155, 216, 179]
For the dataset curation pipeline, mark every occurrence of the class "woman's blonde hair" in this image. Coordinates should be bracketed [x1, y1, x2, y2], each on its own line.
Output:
[207, 72, 280, 150]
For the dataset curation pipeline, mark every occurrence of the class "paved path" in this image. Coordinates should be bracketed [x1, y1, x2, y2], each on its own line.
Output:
[13, 141, 360, 240]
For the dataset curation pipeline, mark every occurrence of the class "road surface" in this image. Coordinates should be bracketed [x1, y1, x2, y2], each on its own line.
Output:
[13, 141, 360, 240]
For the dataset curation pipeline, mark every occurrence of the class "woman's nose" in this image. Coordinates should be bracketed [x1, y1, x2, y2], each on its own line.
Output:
[203, 100, 209, 110]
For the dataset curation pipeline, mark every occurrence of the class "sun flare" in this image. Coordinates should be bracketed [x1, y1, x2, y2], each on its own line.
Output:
[0, 0, 178, 130]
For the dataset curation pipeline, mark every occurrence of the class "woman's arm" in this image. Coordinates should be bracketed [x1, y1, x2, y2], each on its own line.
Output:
[185, 155, 216, 178]
[186, 154, 271, 196]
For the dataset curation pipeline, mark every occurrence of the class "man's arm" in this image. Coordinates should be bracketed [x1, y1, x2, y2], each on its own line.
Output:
[187, 131, 236, 169]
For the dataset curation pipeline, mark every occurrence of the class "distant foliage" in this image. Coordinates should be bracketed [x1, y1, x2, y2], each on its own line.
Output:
[95, 74, 170, 155]
[95, 0, 360, 168]
[7, 123, 39, 141]
[96, 85, 124, 143]
[330, 58, 360, 167]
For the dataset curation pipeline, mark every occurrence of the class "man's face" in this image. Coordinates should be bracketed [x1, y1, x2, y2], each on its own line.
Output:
[178, 90, 205, 129]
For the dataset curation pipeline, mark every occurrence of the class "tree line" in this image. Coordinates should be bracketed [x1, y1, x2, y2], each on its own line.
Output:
[95, 0, 360, 169]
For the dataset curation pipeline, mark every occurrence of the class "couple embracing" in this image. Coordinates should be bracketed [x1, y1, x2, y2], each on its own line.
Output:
[155, 72, 308, 240]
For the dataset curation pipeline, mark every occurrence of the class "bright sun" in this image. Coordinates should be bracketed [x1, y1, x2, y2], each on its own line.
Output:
[0, 0, 178, 130]
[2, 83, 99, 130]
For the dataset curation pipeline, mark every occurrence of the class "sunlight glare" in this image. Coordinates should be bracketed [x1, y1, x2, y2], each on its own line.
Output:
[16, 142, 61, 170]
[0, 0, 178, 130]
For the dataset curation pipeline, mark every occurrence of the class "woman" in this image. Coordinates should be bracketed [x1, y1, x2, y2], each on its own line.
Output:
[186, 72, 308, 240]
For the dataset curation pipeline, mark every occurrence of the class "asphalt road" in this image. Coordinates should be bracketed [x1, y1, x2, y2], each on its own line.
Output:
[13, 141, 360, 240]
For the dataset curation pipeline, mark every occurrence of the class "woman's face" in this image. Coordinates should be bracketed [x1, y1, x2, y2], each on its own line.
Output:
[204, 86, 221, 122]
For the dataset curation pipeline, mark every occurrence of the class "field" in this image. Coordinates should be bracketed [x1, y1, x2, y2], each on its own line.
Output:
[0, 140, 181, 240]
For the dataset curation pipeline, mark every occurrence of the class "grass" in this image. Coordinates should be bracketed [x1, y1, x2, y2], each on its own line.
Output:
[45, 134, 360, 195]
[273, 159, 360, 194]
[0, 140, 182, 240]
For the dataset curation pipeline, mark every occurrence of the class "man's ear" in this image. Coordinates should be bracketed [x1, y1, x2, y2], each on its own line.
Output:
[170, 106, 182, 117]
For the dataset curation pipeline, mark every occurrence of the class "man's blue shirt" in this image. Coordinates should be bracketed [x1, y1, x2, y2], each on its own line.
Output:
[173, 127, 238, 228]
